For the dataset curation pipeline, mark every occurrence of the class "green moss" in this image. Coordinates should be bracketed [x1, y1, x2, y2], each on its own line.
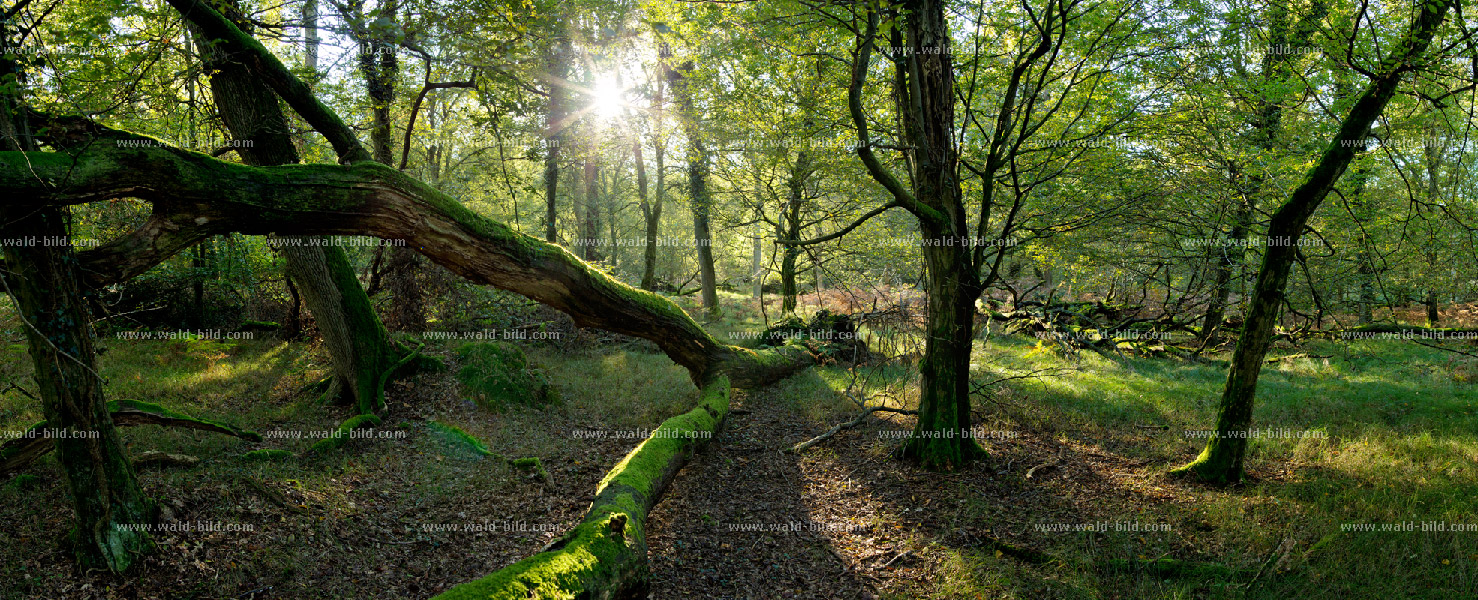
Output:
[455, 342, 557, 411]
[435, 377, 729, 599]
[2, 473, 40, 493]
[431, 512, 636, 600]
[426, 420, 494, 459]
[306, 414, 382, 455]
[241, 449, 295, 461]
[510, 457, 549, 482]
[108, 399, 263, 442]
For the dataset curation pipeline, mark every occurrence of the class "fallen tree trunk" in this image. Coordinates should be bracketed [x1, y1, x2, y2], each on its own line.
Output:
[0, 399, 261, 477]
[432, 376, 731, 599]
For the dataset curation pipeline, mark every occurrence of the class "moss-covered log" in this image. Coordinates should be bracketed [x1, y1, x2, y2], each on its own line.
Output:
[432, 376, 729, 599]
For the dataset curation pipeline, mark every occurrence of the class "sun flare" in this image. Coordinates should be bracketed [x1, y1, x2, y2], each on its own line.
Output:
[592, 75, 625, 120]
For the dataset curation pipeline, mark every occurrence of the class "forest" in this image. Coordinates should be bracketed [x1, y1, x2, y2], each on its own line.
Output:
[0, 0, 1475, 597]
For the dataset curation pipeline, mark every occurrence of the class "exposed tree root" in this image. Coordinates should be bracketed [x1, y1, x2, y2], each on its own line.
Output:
[0, 400, 259, 477]
[132, 451, 200, 469]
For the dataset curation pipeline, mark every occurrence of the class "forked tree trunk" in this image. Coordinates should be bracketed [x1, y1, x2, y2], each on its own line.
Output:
[1174, 0, 1451, 484]
[641, 51, 672, 291]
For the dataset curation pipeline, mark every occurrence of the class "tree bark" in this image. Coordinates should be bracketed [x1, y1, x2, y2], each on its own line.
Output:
[580, 156, 602, 260]
[544, 35, 571, 243]
[641, 55, 672, 291]
[1173, 0, 1452, 484]
[779, 150, 810, 314]
[851, 0, 984, 469]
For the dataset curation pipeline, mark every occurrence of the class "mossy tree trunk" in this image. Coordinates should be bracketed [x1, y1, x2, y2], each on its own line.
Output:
[1174, 0, 1452, 484]
[846, 1, 985, 470]
[432, 377, 730, 600]
[898, 232, 985, 469]
[193, 5, 408, 414]
[0, 43, 156, 572]
[777, 150, 810, 315]
[0, 207, 159, 573]
[0, 124, 813, 387]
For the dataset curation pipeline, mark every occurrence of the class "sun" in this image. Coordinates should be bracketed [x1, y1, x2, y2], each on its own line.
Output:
[591, 74, 626, 120]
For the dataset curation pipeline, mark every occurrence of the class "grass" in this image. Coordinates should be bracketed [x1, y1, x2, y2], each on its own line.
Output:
[912, 333, 1478, 599]
[1, 295, 1475, 598]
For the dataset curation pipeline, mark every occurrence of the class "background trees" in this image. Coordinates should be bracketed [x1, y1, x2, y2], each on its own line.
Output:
[1, 0, 1476, 589]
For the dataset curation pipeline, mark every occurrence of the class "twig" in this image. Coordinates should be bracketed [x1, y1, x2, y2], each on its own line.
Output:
[786, 405, 917, 454]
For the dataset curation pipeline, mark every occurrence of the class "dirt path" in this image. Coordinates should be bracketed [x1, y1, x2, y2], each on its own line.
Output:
[647, 389, 874, 599]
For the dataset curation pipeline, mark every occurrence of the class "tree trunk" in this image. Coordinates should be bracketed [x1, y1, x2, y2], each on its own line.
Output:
[1, 208, 159, 573]
[897, 227, 982, 469]
[846, 0, 982, 469]
[780, 245, 799, 314]
[641, 54, 672, 291]
[1174, 0, 1451, 484]
[1349, 158, 1376, 325]
[752, 219, 763, 300]
[353, 0, 425, 332]
[191, 242, 207, 327]
[544, 35, 570, 243]
[1199, 173, 1251, 341]
[194, 6, 408, 414]
[1422, 128, 1443, 328]
[642, 142, 665, 290]
[432, 377, 730, 599]
[580, 156, 601, 261]
[778, 150, 809, 314]
[302, 0, 319, 72]
[672, 60, 718, 316]
[0, 50, 155, 570]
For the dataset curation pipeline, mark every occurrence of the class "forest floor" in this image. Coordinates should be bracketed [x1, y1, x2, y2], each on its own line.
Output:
[1, 293, 1476, 599]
